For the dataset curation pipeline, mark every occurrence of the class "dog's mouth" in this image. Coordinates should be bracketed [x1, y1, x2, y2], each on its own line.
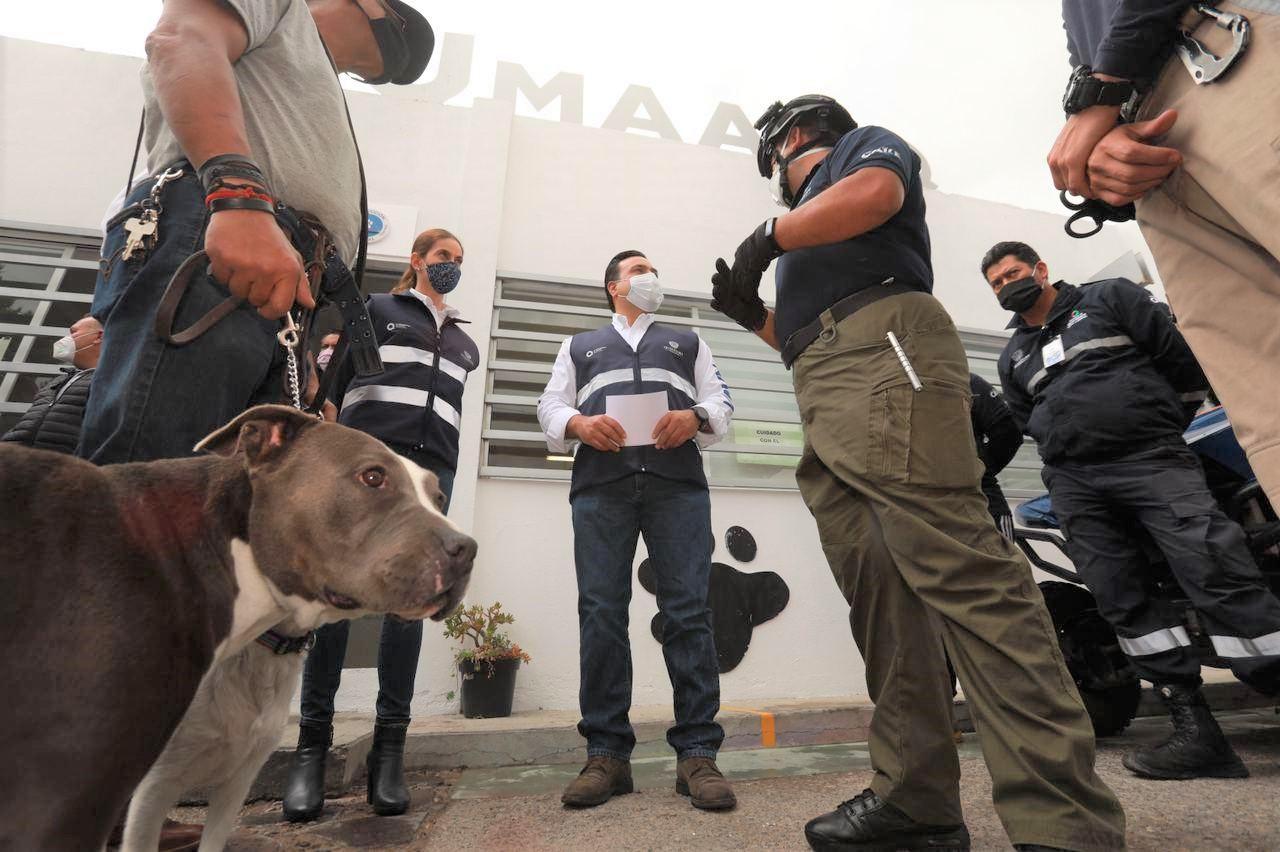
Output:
[396, 589, 456, 622]
[323, 587, 362, 611]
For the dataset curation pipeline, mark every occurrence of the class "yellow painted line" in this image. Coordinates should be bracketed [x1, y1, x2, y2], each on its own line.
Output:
[722, 705, 777, 748]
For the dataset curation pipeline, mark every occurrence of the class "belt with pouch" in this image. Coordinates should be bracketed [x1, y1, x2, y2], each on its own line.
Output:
[780, 278, 919, 368]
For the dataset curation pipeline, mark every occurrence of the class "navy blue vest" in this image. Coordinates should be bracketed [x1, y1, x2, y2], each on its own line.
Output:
[334, 292, 479, 473]
[568, 321, 707, 498]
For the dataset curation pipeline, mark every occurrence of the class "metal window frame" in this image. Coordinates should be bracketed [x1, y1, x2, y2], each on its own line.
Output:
[480, 274, 1045, 496]
[0, 225, 101, 413]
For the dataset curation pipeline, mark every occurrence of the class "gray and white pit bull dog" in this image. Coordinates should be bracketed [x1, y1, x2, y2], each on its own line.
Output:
[0, 405, 476, 851]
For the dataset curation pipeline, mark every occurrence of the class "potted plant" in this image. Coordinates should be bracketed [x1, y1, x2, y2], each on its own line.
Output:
[443, 601, 531, 719]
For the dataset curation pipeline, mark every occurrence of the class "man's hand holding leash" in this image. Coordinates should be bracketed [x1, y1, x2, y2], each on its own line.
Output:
[205, 200, 313, 320]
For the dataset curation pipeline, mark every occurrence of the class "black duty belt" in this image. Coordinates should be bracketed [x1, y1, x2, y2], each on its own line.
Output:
[781, 278, 919, 368]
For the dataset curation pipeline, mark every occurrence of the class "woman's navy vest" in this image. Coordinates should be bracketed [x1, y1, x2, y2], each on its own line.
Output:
[568, 321, 706, 498]
[335, 292, 479, 473]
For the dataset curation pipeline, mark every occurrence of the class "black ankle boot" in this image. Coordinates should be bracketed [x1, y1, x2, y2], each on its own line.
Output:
[282, 722, 331, 822]
[366, 723, 410, 816]
[1122, 683, 1248, 779]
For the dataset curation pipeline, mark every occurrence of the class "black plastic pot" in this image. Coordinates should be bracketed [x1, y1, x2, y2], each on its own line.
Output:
[458, 657, 521, 718]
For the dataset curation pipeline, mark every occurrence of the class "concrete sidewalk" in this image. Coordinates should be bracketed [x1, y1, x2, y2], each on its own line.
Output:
[246, 696, 878, 800]
[245, 669, 1265, 801]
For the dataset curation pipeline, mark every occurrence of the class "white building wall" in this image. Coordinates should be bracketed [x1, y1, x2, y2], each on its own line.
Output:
[1, 38, 1152, 717]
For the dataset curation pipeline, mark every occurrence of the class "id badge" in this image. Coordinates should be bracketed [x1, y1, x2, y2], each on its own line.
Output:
[1042, 336, 1065, 367]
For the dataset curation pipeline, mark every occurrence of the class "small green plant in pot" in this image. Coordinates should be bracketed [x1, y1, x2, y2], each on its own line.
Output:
[443, 602, 531, 719]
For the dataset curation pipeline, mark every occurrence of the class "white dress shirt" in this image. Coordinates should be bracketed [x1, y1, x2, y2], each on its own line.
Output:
[404, 286, 462, 327]
[537, 313, 734, 454]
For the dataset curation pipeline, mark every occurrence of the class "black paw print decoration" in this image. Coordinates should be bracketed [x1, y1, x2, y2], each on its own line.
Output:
[638, 525, 790, 673]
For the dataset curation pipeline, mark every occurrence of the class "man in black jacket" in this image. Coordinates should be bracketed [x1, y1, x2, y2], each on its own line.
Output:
[984, 239, 1280, 780]
[3, 315, 101, 453]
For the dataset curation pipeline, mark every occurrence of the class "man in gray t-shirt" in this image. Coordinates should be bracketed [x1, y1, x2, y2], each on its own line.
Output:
[80, 0, 433, 467]
[81, 3, 436, 845]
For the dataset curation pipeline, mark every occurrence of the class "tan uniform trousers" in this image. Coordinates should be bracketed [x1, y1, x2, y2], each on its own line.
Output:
[792, 292, 1126, 851]
[1136, 2, 1280, 505]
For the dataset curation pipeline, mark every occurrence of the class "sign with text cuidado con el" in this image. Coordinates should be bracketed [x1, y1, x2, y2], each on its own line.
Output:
[732, 420, 803, 467]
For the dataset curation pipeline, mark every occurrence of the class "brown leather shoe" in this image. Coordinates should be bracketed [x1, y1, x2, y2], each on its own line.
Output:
[561, 756, 634, 807]
[675, 757, 736, 811]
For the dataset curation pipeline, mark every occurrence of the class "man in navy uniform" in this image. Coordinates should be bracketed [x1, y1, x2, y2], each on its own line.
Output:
[985, 239, 1280, 780]
[712, 95, 1125, 852]
[538, 250, 736, 812]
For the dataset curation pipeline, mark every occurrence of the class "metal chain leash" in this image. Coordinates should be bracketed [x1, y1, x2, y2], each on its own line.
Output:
[277, 312, 304, 411]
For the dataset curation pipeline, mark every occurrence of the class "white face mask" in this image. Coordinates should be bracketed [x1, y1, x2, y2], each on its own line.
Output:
[768, 166, 788, 208]
[624, 272, 663, 313]
[769, 146, 832, 208]
[316, 346, 335, 369]
[52, 329, 100, 365]
[52, 335, 77, 364]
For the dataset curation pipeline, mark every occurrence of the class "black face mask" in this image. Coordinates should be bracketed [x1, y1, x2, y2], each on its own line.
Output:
[997, 276, 1043, 313]
[359, 12, 410, 85]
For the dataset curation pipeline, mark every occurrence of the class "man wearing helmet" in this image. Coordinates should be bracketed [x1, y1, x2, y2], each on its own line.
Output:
[711, 96, 1126, 852]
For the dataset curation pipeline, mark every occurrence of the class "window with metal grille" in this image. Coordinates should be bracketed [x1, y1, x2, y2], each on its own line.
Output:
[481, 274, 1045, 497]
[0, 227, 102, 435]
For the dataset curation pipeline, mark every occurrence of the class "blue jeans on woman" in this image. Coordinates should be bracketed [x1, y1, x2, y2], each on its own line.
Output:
[300, 450, 454, 727]
[571, 473, 724, 760]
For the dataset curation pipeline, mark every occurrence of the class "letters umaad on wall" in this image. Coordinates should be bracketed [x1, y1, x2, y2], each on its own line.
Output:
[379, 32, 761, 153]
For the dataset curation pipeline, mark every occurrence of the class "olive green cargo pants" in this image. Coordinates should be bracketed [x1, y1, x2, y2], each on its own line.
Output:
[792, 291, 1126, 851]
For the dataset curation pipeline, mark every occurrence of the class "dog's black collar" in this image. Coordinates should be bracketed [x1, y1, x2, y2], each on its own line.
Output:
[255, 629, 316, 655]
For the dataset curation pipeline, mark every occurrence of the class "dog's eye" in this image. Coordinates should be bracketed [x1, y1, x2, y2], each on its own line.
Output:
[435, 492, 446, 510]
[359, 467, 386, 488]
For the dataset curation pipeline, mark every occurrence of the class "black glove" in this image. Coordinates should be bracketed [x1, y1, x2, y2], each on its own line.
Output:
[711, 259, 767, 330]
[710, 219, 782, 331]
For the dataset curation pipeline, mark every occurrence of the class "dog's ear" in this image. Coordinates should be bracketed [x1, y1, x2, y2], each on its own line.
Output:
[195, 404, 319, 466]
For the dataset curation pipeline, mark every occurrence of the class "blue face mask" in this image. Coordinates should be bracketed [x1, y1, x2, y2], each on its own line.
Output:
[426, 261, 462, 295]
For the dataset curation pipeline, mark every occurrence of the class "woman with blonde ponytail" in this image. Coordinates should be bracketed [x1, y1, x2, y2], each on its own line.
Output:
[283, 227, 480, 824]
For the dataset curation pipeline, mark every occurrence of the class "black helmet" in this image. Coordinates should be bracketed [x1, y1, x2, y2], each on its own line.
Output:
[754, 95, 856, 178]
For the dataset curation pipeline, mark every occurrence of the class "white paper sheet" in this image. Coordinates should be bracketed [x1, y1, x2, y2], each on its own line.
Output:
[605, 391, 669, 447]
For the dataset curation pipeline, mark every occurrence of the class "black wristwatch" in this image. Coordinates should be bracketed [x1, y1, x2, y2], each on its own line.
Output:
[1061, 65, 1138, 115]
[692, 405, 710, 430]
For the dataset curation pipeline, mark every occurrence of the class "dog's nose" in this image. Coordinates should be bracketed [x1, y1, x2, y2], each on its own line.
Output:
[436, 527, 478, 567]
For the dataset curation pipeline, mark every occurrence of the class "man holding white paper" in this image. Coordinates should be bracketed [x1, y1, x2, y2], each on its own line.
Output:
[537, 250, 736, 812]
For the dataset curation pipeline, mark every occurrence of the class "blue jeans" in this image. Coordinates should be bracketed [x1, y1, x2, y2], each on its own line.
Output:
[571, 473, 723, 760]
[300, 454, 454, 727]
[79, 166, 288, 463]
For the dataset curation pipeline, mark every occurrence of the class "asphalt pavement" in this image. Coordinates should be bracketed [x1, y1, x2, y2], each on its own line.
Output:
[188, 706, 1280, 851]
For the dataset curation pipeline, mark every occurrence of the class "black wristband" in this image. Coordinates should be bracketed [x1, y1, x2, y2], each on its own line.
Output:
[208, 196, 276, 214]
[198, 154, 269, 193]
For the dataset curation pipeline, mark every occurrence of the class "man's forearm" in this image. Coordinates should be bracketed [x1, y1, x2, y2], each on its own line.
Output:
[755, 310, 781, 351]
[773, 169, 904, 251]
[146, 18, 252, 170]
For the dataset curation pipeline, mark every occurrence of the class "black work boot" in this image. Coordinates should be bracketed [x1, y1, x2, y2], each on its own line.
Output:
[366, 722, 411, 816]
[804, 789, 970, 851]
[282, 722, 331, 823]
[1122, 683, 1248, 779]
